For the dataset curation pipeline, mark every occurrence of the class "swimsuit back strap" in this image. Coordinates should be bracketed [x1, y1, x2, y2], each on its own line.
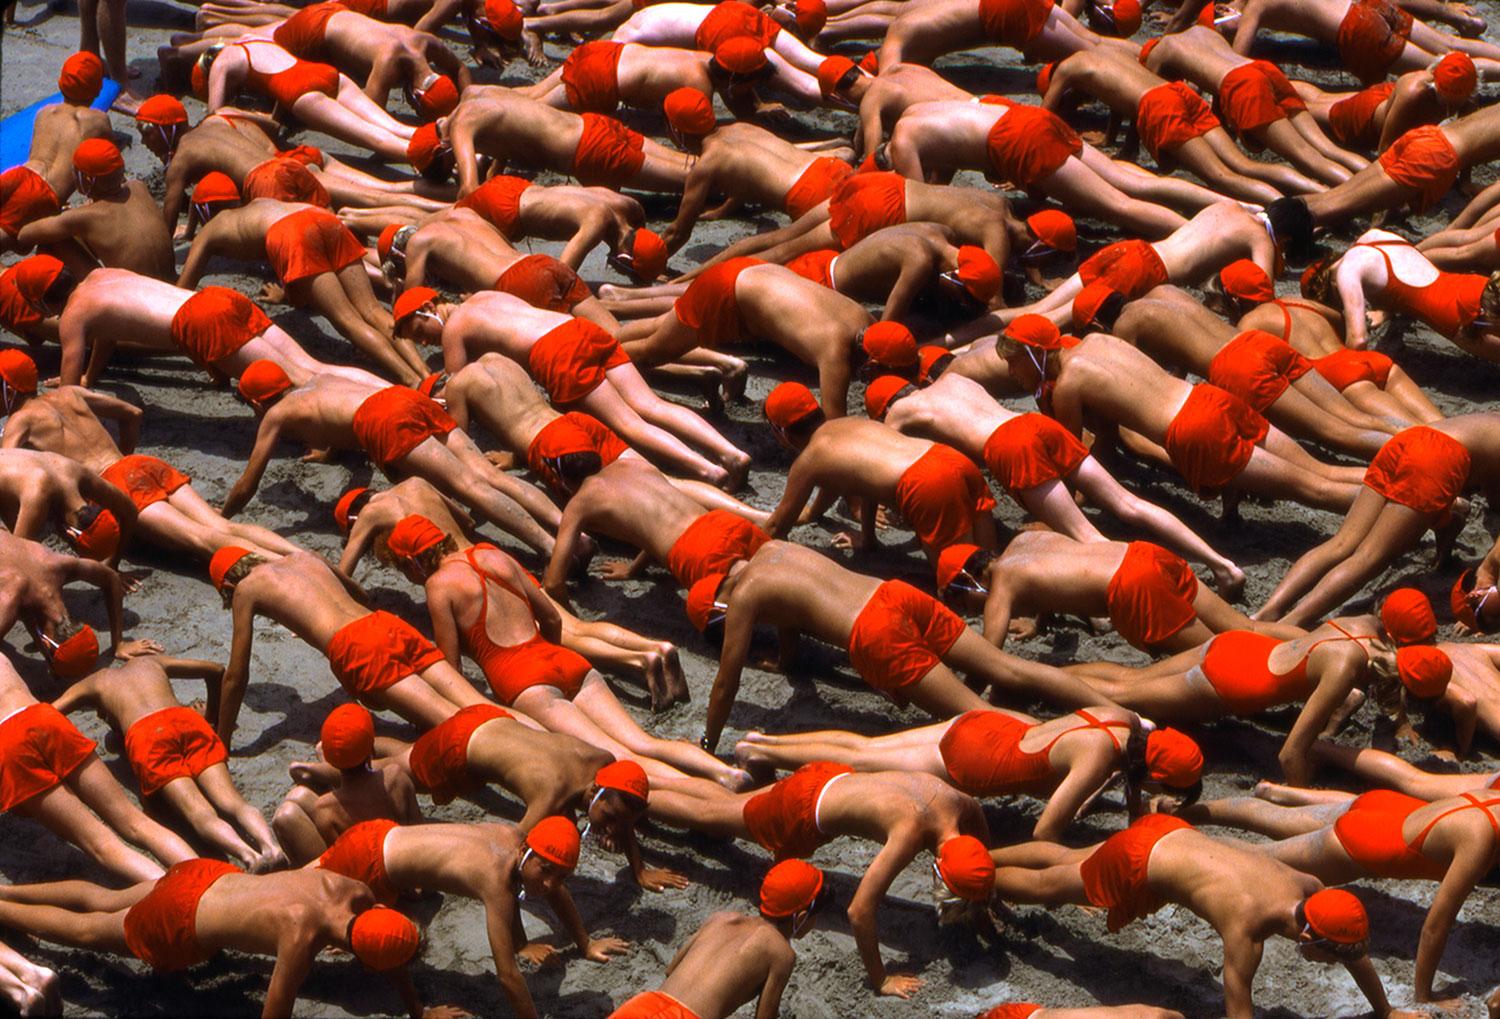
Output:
[1407, 792, 1500, 853]
[1042, 708, 1129, 754]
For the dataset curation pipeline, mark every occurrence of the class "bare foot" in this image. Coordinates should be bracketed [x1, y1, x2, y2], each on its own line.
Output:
[1433, 498, 1470, 568]
[732, 738, 776, 781]
[1213, 562, 1246, 600]
[721, 454, 751, 492]
[717, 766, 755, 792]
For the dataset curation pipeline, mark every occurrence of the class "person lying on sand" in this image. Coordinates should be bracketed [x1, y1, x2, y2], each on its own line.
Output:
[0, 446, 137, 568]
[0, 357, 303, 562]
[647, 763, 995, 1000]
[385, 516, 747, 788]
[734, 707, 1202, 840]
[402, 290, 749, 486]
[0, 651, 194, 882]
[224, 363, 559, 554]
[874, 0, 1123, 71]
[607, 860, 830, 1019]
[0, 863, 452, 1019]
[1066, 589, 1458, 784]
[54, 652, 286, 872]
[686, 540, 1119, 751]
[611, 0, 827, 83]
[1293, 54, 1476, 155]
[310, 817, 629, 1018]
[988, 817, 1423, 1019]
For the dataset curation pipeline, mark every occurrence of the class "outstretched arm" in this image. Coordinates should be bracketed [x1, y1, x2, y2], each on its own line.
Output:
[1414, 851, 1489, 1003]
[702, 600, 755, 752]
[1220, 928, 1263, 1019]
[222, 414, 287, 518]
[1279, 662, 1359, 784]
[847, 829, 923, 998]
[218, 595, 257, 746]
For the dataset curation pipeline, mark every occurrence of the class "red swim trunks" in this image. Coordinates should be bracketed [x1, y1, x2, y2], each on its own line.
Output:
[271, 1, 343, 58]
[1078, 239, 1168, 300]
[526, 411, 629, 493]
[1331, 789, 1446, 879]
[454, 175, 532, 237]
[325, 610, 447, 697]
[0, 166, 59, 239]
[1079, 813, 1191, 931]
[986, 104, 1082, 192]
[1200, 629, 1310, 714]
[526, 318, 630, 405]
[1313, 349, 1394, 390]
[169, 287, 272, 369]
[1217, 63, 1289, 136]
[1252, 60, 1306, 113]
[1338, 0, 1413, 86]
[242, 157, 331, 208]
[123, 859, 239, 972]
[664, 509, 771, 587]
[496, 254, 591, 313]
[278, 144, 326, 168]
[609, 991, 702, 1019]
[741, 760, 852, 860]
[672, 257, 761, 347]
[1206, 329, 1313, 412]
[1135, 82, 1220, 160]
[784, 157, 854, 220]
[1377, 125, 1460, 212]
[694, 0, 780, 51]
[317, 818, 399, 903]
[562, 41, 625, 113]
[1162, 383, 1268, 495]
[981, 413, 1088, 493]
[408, 703, 513, 804]
[893, 444, 998, 554]
[785, 249, 838, 288]
[1363, 425, 1470, 514]
[476, 631, 593, 705]
[1105, 541, 1199, 651]
[264, 208, 365, 287]
[938, 710, 1051, 796]
[351, 386, 457, 468]
[123, 707, 228, 796]
[259, 59, 341, 108]
[981, 1007, 1043, 1019]
[847, 579, 967, 695]
[0, 703, 96, 812]
[571, 114, 645, 189]
[828, 171, 907, 250]
[1329, 82, 1395, 148]
[977, 0, 1053, 49]
[101, 454, 191, 512]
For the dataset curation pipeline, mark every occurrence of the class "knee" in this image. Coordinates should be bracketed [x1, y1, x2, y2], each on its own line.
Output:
[271, 800, 305, 841]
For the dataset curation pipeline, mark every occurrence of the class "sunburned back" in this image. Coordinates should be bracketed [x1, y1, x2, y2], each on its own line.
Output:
[64, 270, 188, 348]
[617, 44, 712, 104]
[1153, 826, 1309, 935]
[799, 418, 930, 497]
[818, 769, 974, 843]
[1115, 295, 1235, 370]
[461, 91, 583, 168]
[360, 480, 470, 543]
[73, 183, 175, 278]
[994, 530, 1126, 614]
[383, 821, 521, 897]
[1060, 48, 1162, 109]
[571, 459, 702, 557]
[0, 450, 78, 517]
[1238, 299, 1344, 356]
[86, 658, 181, 729]
[834, 225, 945, 300]
[302, 767, 411, 845]
[447, 291, 570, 362]
[732, 541, 881, 641]
[7, 389, 126, 473]
[1055, 335, 1191, 435]
[238, 551, 365, 647]
[275, 376, 379, 451]
[702, 125, 816, 204]
[884, 371, 1011, 454]
[1146, 26, 1243, 90]
[179, 121, 277, 179]
[1153, 205, 1265, 279]
[1431, 412, 1500, 486]
[736, 266, 868, 358]
[410, 218, 519, 291]
[1253, 0, 1349, 38]
[30, 105, 112, 197]
[896, 101, 997, 170]
[445, 354, 554, 448]
[1442, 103, 1500, 165]
[1443, 643, 1500, 737]
[321, 9, 407, 69]
[658, 913, 790, 1017]
[195, 869, 356, 959]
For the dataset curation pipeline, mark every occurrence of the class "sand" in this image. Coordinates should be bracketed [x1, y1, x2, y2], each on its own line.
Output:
[2, 1, 1500, 1015]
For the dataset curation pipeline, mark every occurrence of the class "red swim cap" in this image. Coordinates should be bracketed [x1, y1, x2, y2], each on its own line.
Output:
[936, 835, 995, 901]
[595, 759, 650, 803]
[1004, 314, 1062, 350]
[1219, 259, 1273, 303]
[393, 286, 439, 327]
[1396, 645, 1451, 699]
[69, 507, 122, 561]
[621, 228, 668, 281]
[663, 88, 716, 137]
[1433, 52, 1477, 106]
[817, 55, 857, 98]
[863, 375, 910, 420]
[485, 0, 523, 40]
[334, 487, 369, 532]
[413, 75, 459, 120]
[387, 514, 447, 560]
[526, 815, 581, 869]
[322, 703, 375, 769]
[209, 546, 253, 592]
[136, 94, 188, 126]
[861, 321, 918, 368]
[377, 224, 402, 263]
[1303, 888, 1368, 945]
[8, 255, 65, 310]
[350, 906, 420, 971]
[72, 139, 123, 177]
[1036, 61, 1056, 96]
[191, 171, 241, 206]
[1026, 209, 1076, 253]
[759, 859, 823, 918]
[936, 543, 982, 592]
[1072, 282, 1118, 329]
[1145, 728, 1203, 788]
[858, 50, 879, 74]
[237, 359, 293, 405]
[406, 123, 443, 172]
[763, 380, 820, 430]
[0, 350, 39, 395]
[1380, 587, 1436, 645]
[917, 344, 952, 384]
[1109, 0, 1142, 36]
[1138, 36, 1160, 65]
[58, 52, 104, 104]
[793, 0, 826, 38]
[685, 573, 727, 632]
[715, 36, 768, 76]
[956, 245, 1001, 303]
[48, 625, 99, 678]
